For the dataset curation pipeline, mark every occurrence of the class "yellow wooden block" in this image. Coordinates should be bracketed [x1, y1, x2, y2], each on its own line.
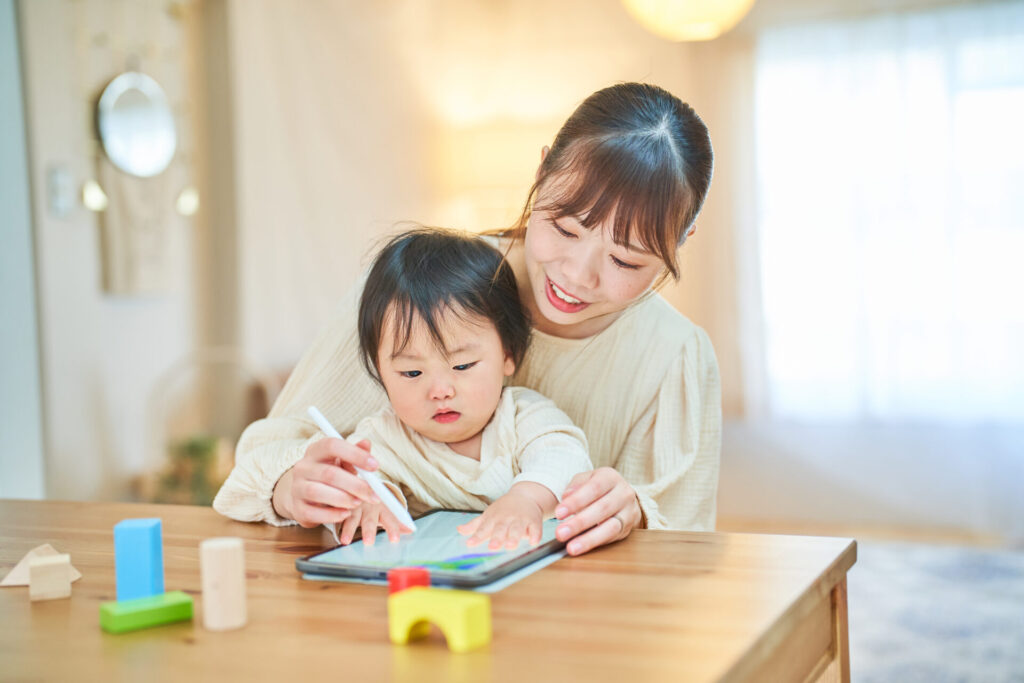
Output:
[388, 587, 491, 653]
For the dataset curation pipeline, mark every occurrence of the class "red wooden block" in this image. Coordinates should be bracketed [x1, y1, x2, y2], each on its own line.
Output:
[387, 567, 430, 594]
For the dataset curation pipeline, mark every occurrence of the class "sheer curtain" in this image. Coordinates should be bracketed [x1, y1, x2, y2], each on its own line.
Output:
[753, 1, 1024, 422]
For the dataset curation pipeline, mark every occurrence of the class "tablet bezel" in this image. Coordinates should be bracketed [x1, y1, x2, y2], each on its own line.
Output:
[295, 509, 565, 588]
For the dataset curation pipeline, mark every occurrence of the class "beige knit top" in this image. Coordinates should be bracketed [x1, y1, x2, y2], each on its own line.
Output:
[345, 386, 592, 518]
[213, 280, 722, 531]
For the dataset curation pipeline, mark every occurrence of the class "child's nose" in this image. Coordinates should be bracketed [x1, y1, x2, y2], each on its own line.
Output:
[429, 379, 455, 401]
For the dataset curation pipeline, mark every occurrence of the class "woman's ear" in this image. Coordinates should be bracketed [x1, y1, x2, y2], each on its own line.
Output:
[535, 146, 550, 181]
[503, 355, 516, 377]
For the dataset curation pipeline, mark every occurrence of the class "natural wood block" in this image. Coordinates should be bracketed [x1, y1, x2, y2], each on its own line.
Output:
[28, 554, 72, 601]
[199, 537, 247, 631]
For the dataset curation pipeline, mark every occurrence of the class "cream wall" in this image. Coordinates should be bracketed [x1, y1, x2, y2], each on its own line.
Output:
[19, 0, 195, 499]
[227, 0, 708, 371]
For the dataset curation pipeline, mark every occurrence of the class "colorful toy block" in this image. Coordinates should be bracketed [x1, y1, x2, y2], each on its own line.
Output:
[114, 518, 164, 601]
[199, 537, 247, 631]
[100, 590, 193, 634]
[28, 554, 72, 601]
[387, 567, 430, 594]
[388, 587, 491, 653]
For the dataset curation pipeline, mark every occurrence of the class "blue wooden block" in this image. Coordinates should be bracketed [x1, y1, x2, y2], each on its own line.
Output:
[114, 518, 164, 601]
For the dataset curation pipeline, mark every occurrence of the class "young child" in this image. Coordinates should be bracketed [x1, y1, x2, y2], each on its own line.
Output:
[335, 228, 592, 550]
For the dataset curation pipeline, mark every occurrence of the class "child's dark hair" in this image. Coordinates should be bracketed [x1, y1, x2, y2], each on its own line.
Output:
[358, 228, 531, 384]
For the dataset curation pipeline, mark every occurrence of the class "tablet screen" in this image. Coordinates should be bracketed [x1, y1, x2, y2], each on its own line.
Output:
[298, 510, 563, 586]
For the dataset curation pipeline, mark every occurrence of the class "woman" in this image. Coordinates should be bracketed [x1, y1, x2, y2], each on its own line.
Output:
[213, 82, 720, 556]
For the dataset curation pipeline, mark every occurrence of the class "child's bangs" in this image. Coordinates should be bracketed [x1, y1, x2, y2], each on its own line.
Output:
[386, 297, 484, 361]
[534, 141, 694, 277]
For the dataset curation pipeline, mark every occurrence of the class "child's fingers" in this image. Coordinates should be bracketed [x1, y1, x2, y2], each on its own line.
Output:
[467, 515, 495, 547]
[361, 507, 381, 546]
[503, 519, 527, 549]
[526, 520, 542, 546]
[487, 520, 512, 550]
[457, 515, 483, 538]
[339, 507, 362, 545]
[380, 509, 406, 543]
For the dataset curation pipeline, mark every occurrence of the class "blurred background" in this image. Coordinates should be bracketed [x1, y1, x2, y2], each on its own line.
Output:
[5, 0, 1022, 540]
[2, 0, 1023, 677]
[3, 0, 1024, 530]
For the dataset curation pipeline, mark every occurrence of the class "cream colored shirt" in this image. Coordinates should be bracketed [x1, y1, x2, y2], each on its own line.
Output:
[346, 386, 591, 518]
[213, 280, 721, 531]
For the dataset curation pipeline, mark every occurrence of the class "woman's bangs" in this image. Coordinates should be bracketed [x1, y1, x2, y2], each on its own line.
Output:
[535, 142, 691, 276]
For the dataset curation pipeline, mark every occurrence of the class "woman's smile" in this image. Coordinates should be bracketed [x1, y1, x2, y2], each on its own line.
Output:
[545, 276, 589, 313]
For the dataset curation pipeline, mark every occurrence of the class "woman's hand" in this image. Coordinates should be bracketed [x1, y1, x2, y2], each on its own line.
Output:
[458, 483, 553, 550]
[336, 501, 412, 546]
[554, 467, 642, 556]
[272, 438, 381, 528]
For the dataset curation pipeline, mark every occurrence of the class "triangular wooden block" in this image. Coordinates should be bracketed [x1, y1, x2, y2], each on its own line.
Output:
[1, 544, 83, 586]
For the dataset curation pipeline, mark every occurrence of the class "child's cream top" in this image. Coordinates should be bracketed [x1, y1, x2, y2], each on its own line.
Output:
[213, 282, 721, 531]
[345, 386, 591, 518]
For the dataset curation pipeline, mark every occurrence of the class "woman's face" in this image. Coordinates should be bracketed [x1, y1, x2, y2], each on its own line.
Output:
[522, 190, 666, 339]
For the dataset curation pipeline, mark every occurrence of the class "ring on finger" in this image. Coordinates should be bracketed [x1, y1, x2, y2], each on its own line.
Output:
[610, 513, 627, 535]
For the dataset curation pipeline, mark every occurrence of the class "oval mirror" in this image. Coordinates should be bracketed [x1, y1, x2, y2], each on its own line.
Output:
[97, 72, 177, 178]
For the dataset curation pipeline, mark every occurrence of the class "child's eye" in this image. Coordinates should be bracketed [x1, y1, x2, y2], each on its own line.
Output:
[453, 362, 478, 371]
[611, 255, 641, 270]
[400, 370, 421, 378]
[551, 220, 576, 239]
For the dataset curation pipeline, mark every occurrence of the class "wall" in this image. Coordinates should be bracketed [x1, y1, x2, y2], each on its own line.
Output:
[18, 0, 196, 499]
[227, 0, 702, 370]
[0, 0, 46, 499]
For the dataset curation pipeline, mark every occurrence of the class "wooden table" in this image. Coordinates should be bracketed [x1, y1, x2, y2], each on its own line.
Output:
[0, 500, 855, 682]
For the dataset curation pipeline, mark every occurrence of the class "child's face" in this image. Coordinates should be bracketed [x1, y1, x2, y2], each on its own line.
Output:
[376, 308, 515, 453]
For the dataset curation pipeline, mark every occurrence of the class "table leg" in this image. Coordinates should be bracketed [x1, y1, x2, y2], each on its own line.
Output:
[832, 577, 850, 683]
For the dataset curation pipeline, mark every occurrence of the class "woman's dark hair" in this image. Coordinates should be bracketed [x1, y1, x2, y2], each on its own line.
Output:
[504, 82, 713, 281]
[358, 228, 531, 384]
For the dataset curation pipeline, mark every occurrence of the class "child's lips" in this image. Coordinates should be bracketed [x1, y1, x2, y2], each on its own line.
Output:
[432, 410, 460, 424]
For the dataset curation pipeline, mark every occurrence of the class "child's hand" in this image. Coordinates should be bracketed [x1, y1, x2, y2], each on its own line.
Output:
[337, 501, 413, 546]
[457, 490, 547, 550]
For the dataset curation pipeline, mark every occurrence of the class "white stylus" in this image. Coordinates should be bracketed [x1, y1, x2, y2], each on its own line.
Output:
[306, 406, 417, 533]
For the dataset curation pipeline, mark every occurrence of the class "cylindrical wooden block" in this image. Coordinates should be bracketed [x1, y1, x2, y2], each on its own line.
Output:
[199, 537, 247, 631]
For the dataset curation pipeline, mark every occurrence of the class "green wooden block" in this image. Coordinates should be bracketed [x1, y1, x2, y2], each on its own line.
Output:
[100, 590, 193, 634]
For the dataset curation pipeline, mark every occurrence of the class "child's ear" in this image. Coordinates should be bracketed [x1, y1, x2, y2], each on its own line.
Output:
[503, 355, 516, 377]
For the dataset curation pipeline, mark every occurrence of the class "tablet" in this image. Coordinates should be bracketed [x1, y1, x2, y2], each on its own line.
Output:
[296, 509, 565, 588]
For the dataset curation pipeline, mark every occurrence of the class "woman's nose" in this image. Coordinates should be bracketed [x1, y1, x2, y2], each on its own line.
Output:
[563, 245, 600, 290]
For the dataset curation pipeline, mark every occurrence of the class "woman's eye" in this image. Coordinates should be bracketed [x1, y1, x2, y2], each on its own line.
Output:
[552, 220, 576, 238]
[453, 362, 478, 371]
[611, 255, 641, 270]
[400, 370, 421, 378]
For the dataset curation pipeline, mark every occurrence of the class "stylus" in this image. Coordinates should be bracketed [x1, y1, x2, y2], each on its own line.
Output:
[306, 405, 417, 533]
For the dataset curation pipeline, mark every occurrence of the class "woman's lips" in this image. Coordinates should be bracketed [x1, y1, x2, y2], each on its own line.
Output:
[433, 411, 460, 424]
[545, 277, 589, 313]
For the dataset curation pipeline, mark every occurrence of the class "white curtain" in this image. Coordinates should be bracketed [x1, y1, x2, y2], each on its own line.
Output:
[753, 1, 1024, 422]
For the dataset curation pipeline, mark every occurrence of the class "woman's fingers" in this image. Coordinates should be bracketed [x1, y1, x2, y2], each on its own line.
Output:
[308, 437, 377, 468]
[310, 462, 377, 504]
[554, 468, 640, 550]
[300, 481, 361, 510]
[292, 501, 352, 528]
[564, 516, 625, 556]
[555, 469, 613, 520]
